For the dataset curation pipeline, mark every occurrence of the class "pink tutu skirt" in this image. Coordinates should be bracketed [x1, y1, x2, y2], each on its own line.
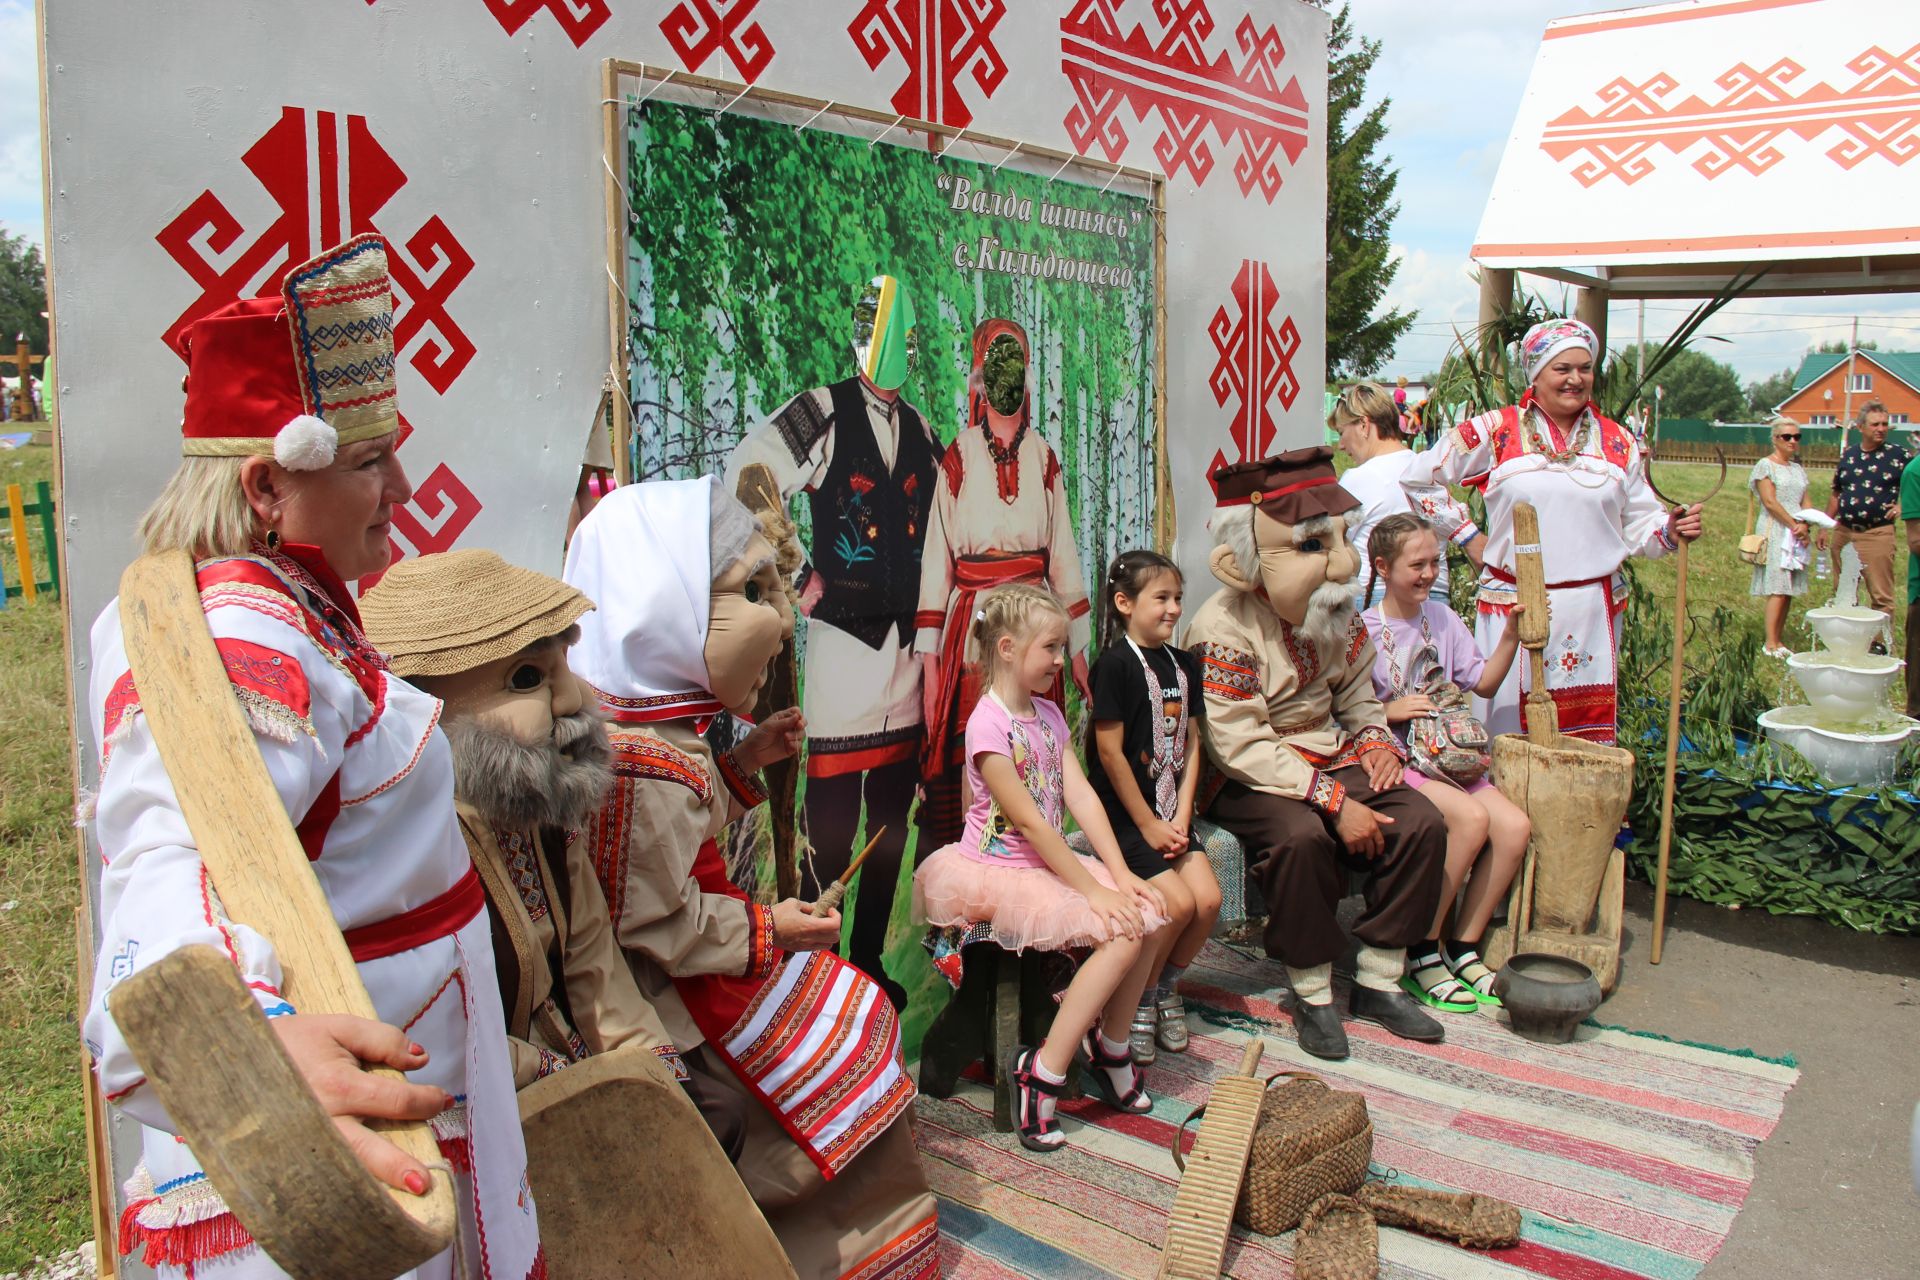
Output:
[913, 845, 1171, 951]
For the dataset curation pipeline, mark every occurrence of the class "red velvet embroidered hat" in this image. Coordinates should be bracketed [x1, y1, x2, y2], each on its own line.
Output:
[1212, 446, 1358, 522]
[171, 234, 399, 470]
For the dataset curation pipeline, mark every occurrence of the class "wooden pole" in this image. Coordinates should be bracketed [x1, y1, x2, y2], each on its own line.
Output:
[1511, 503, 1556, 744]
[601, 60, 633, 487]
[1650, 534, 1689, 965]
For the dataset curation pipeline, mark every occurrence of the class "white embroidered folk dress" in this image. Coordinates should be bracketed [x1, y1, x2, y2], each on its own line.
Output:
[1400, 396, 1674, 745]
[83, 550, 542, 1279]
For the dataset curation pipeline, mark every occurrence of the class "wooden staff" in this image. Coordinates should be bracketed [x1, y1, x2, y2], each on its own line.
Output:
[1644, 451, 1724, 966]
[809, 826, 887, 916]
[1511, 503, 1557, 744]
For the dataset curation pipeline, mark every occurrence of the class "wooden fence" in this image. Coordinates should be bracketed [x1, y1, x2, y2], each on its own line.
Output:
[1, 480, 60, 604]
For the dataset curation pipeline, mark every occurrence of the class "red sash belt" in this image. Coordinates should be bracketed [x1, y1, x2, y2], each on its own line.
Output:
[1483, 564, 1615, 592]
[923, 551, 1052, 777]
[344, 866, 484, 962]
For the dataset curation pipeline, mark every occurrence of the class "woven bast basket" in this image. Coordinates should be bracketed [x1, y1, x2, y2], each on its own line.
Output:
[1237, 1073, 1372, 1235]
[1293, 1193, 1378, 1280]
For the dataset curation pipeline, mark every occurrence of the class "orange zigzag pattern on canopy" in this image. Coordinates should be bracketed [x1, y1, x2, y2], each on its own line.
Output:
[1541, 42, 1920, 186]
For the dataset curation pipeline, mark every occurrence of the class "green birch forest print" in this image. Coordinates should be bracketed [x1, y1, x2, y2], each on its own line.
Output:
[624, 100, 1160, 1051]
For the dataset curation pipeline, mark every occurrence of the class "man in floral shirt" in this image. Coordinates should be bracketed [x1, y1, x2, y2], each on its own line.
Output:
[1820, 402, 1911, 618]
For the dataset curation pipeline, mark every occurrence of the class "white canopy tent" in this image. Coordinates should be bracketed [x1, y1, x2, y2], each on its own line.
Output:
[1472, 0, 1920, 345]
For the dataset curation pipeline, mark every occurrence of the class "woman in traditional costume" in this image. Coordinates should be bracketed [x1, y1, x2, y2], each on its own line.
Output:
[83, 237, 544, 1278]
[917, 318, 1092, 845]
[1400, 318, 1703, 745]
[565, 479, 941, 1280]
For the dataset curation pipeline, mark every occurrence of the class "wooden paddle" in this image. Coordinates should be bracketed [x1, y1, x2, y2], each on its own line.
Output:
[809, 826, 886, 917]
[111, 550, 453, 1278]
[1511, 503, 1557, 744]
[1158, 1038, 1266, 1279]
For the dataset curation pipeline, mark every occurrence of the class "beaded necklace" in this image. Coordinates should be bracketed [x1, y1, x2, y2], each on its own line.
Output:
[1124, 637, 1189, 820]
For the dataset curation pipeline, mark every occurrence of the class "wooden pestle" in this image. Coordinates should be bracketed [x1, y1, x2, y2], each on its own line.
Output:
[1511, 503, 1558, 744]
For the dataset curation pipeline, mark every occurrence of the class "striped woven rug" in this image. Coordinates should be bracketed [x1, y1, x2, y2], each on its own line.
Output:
[917, 940, 1799, 1279]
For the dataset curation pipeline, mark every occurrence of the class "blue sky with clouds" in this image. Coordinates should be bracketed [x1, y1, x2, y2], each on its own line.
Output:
[1361, 0, 1920, 386]
[3, 0, 1913, 386]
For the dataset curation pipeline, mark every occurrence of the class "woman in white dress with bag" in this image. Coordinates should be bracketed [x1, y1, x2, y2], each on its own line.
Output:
[1747, 415, 1812, 658]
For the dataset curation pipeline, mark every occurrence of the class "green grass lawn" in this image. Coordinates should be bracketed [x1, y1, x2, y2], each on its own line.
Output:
[0, 443, 88, 1270]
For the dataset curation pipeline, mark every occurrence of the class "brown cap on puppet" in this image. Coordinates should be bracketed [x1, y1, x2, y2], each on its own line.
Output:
[1209, 446, 1363, 629]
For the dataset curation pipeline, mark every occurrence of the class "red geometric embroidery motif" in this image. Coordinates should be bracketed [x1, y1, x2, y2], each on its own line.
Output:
[1206, 259, 1300, 481]
[851, 0, 1009, 130]
[1060, 0, 1309, 202]
[217, 638, 312, 719]
[664, 0, 775, 83]
[155, 107, 485, 577]
[481, 0, 612, 47]
[1541, 44, 1920, 186]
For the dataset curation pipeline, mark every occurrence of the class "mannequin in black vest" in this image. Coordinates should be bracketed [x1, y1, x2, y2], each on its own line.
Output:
[724, 275, 940, 1009]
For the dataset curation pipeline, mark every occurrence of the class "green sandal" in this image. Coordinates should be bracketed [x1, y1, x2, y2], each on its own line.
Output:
[1444, 945, 1503, 1009]
[1400, 954, 1479, 1014]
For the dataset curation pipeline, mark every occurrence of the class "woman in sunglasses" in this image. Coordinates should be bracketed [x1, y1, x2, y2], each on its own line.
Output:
[1751, 415, 1813, 657]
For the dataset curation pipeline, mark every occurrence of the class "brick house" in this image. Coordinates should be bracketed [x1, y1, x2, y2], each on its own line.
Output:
[1775, 351, 1920, 429]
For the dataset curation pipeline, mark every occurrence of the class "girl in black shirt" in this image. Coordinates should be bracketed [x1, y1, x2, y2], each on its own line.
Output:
[1089, 551, 1223, 1062]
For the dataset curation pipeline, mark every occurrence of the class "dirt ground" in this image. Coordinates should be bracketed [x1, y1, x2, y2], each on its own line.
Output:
[1605, 881, 1920, 1278]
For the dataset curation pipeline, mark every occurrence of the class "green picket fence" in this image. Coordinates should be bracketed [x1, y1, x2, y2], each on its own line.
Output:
[1, 479, 59, 605]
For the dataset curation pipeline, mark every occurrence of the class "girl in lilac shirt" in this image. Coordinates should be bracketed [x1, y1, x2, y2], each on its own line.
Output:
[1360, 514, 1531, 1015]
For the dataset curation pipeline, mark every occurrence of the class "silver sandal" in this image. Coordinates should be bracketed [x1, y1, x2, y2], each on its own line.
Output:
[1156, 992, 1190, 1052]
[1129, 1005, 1158, 1064]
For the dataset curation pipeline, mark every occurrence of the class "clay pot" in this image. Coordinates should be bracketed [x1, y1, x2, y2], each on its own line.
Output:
[1493, 953, 1602, 1045]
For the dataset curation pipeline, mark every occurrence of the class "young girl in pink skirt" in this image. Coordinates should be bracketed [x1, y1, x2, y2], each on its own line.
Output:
[1360, 514, 1532, 1014]
[913, 583, 1169, 1152]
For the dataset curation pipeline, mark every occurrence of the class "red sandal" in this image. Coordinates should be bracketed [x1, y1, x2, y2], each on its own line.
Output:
[1005, 1046, 1067, 1152]
[1077, 1029, 1153, 1114]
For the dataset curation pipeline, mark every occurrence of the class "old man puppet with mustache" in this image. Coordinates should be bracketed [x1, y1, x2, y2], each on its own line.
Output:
[360, 549, 748, 1162]
[1187, 448, 1450, 1062]
[564, 477, 940, 1280]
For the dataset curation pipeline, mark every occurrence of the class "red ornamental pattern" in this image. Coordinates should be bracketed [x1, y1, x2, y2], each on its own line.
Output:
[155, 107, 483, 573]
[1060, 0, 1308, 203]
[1542, 43, 1920, 186]
[662, 0, 774, 82]
[481, 0, 613, 47]
[850, 0, 1009, 130]
[1207, 259, 1299, 480]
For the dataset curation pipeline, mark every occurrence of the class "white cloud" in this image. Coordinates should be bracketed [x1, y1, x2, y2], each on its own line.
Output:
[0, 1, 40, 244]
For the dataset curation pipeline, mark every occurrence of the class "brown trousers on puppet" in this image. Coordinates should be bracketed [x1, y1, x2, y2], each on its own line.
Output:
[1209, 767, 1447, 970]
[684, 1045, 939, 1280]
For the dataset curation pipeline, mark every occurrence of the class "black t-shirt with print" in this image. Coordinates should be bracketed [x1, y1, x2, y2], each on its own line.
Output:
[1834, 441, 1913, 531]
[1088, 641, 1205, 824]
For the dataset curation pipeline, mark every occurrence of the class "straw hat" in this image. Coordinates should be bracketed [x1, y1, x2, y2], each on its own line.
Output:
[361, 549, 594, 679]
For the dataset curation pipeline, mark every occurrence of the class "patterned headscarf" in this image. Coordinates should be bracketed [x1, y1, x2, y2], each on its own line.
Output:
[1520, 318, 1598, 383]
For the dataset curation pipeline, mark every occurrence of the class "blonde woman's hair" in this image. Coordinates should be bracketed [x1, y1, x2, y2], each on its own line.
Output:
[1769, 413, 1800, 438]
[1327, 381, 1400, 440]
[970, 583, 1070, 690]
[136, 455, 263, 560]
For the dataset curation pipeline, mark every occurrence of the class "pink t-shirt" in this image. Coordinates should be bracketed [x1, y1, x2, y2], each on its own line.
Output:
[1361, 600, 1486, 749]
[961, 692, 1070, 868]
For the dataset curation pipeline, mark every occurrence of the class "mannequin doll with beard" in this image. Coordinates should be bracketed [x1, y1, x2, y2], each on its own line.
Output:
[361, 550, 747, 1162]
[1185, 448, 1451, 1063]
[565, 478, 940, 1280]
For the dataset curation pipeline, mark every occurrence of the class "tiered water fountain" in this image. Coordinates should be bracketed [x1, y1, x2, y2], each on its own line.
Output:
[1758, 603, 1919, 787]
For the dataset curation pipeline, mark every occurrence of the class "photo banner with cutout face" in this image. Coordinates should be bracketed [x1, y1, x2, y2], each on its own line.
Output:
[625, 100, 1158, 1046]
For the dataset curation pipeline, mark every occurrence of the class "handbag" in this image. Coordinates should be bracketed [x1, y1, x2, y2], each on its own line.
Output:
[1738, 487, 1767, 566]
[1173, 1071, 1374, 1236]
[1377, 610, 1491, 789]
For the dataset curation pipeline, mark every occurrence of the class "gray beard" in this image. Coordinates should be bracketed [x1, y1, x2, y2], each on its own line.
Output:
[443, 709, 614, 832]
[1295, 580, 1356, 655]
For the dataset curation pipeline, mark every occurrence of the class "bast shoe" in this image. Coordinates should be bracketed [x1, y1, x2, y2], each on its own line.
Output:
[1291, 998, 1350, 1060]
[1349, 985, 1445, 1043]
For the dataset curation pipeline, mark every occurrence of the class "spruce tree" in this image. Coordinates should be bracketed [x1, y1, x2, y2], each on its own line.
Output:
[1322, 3, 1411, 379]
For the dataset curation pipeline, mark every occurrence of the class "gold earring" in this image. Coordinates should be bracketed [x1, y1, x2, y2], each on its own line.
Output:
[265, 528, 282, 551]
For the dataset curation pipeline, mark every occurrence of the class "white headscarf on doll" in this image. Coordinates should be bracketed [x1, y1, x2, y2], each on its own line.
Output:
[563, 476, 758, 724]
